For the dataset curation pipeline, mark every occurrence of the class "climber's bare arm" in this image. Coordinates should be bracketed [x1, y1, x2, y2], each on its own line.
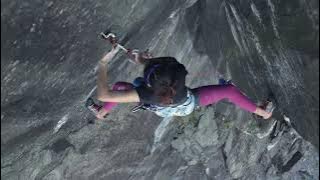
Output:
[96, 46, 140, 103]
[97, 89, 140, 103]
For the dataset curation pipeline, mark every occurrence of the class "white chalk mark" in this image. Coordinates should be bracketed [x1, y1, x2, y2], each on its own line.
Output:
[85, 86, 97, 101]
[267, 0, 280, 38]
[283, 115, 291, 125]
[225, 5, 244, 54]
[151, 117, 174, 153]
[256, 120, 277, 139]
[54, 114, 69, 133]
[267, 139, 279, 151]
[205, 168, 210, 175]
[251, 3, 263, 26]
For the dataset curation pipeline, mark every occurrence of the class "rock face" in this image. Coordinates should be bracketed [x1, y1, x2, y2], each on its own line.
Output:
[1, 0, 319, 180]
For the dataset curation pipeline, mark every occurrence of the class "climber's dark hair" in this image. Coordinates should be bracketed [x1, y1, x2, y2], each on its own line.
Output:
[145, 57, 188, 105]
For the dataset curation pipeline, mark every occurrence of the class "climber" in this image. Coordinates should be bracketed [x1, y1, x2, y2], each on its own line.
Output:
[86, 42, 274, 120]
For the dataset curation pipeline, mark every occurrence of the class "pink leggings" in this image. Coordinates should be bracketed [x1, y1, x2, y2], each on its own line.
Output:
[102, 82, 257, 113]
[192, 84, 257, 113]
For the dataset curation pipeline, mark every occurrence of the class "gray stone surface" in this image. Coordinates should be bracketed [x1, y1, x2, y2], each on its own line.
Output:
[1, 0, 319, 179]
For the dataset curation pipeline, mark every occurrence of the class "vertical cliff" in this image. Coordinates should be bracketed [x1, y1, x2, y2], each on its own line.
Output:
[1, 0, 318, 179]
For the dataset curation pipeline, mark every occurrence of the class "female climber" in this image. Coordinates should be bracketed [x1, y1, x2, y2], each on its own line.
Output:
[86, 44, 274, 120]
